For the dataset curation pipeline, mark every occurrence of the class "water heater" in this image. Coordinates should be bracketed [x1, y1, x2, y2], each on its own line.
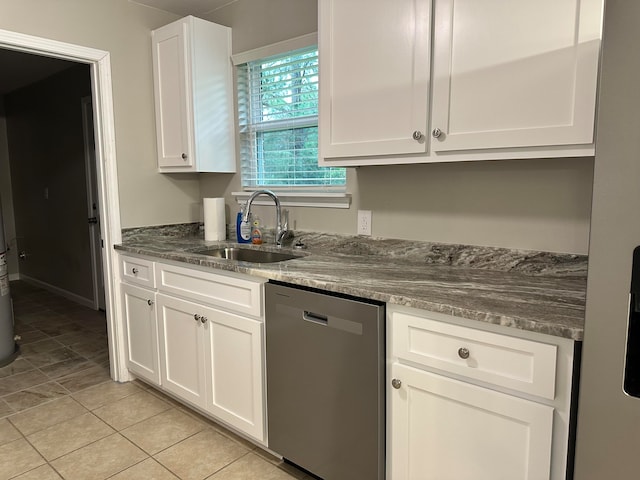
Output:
[0, 197, 17, 366]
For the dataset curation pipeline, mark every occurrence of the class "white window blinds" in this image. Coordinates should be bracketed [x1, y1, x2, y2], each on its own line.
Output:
[237, 46, 346, 188]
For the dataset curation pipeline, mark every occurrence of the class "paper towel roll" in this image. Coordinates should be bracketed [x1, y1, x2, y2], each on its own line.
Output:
[203, 198, 226, 241]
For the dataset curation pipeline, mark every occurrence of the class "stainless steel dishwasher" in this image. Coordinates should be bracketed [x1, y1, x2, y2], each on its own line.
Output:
[265, 281, 385, 480]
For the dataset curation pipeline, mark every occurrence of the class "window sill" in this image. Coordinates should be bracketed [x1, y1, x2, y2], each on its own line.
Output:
[231, 191, 351, 209]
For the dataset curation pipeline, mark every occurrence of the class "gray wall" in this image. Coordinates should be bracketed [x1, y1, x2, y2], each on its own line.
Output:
[200, 0, 594, 254]
[4, 65, 95, 299]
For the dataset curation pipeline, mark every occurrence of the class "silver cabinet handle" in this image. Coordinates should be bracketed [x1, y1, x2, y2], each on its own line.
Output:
[391, 378, 402, 389]
[194, 313, 201, 321]
[432, 128, 442, 139]
[458, 347, 470, 359]
[131, 267, 138, 274]
[412, 130, 424, 141]
[147, 299, 154, 306]
[200, 316, 208, 324]
[181, 153, 187, 160]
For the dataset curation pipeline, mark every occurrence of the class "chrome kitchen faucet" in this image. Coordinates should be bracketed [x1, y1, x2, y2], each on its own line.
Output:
[242, 190, 292, 247]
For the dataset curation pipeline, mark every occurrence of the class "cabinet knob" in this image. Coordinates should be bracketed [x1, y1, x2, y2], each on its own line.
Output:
[181, 153, 187, 160]
[412, 130, 424, 141]
[131, 267, 138, 275]
[194, 313, 201, 321]
[200, 316, 208, 324]
[391, 378, 402, 389]
[432, 128, 442, 139]
[147, 299, 154, 306]
[458, 347, 470, 359]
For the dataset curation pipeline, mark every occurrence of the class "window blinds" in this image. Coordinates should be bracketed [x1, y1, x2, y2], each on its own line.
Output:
[237, 47, 345, 187]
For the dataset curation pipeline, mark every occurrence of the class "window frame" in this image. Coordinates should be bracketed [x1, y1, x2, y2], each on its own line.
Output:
[232, 33, 347, 197]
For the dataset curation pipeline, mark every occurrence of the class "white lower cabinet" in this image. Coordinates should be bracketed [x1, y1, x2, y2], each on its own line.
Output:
[119, 254, 267, 444]
[156, 293, 208, 409]
[204, 307, 264, 441]
[388, 304, 575, 480]
[121, 283, 160, 386]
[389, 363, 553, 480]
[156, 291, 266, 441]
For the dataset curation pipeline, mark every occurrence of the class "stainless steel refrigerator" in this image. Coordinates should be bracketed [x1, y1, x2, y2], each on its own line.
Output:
[574, 0, 640, 477]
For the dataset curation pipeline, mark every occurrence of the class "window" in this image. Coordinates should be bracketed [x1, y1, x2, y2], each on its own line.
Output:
[237, 46, 346, 188]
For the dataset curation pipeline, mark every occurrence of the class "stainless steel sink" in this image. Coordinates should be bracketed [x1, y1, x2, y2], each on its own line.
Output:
[194, 247, 301, 263]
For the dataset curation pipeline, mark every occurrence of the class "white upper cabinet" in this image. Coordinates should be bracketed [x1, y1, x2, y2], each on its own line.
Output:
[319, 0, 603, 166]
[152, 16, 236, 173]
[430, 0, 602, 156]
[318, 0, 432, 160]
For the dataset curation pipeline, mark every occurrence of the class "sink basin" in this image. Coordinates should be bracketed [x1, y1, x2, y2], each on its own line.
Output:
[194, 247, 301, 263]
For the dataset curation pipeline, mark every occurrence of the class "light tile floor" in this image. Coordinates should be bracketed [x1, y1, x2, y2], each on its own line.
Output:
[0, 281, 310, 480]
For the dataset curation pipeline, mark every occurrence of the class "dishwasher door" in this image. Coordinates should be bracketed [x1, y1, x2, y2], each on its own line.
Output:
[266, 281, 385, 480]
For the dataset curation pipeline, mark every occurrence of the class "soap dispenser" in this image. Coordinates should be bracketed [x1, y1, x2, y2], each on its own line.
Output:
[236, 204, 252, 243]
[251, 216, 263, 245]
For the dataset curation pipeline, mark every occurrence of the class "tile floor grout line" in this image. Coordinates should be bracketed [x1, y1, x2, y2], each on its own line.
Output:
[142, 424, 205, 457]
[6, 394, 90, 436]
[6, 415, 49, 480]
[29, 409, 119, 463]
[102, 454, 153, 480]
[110, 401, 176, 434]
[206, 450, 253, 479]
[2, 380, 72, 415]
[39, 425, 120, 463]
[71, 389, 142, 413]
[0, 366, 68, 404]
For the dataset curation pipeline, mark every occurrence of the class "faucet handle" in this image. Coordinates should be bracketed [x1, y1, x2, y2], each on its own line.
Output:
[282, 209, 289, 230]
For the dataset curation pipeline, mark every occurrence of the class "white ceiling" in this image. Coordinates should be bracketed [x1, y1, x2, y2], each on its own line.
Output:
[129, 0, 238, 16]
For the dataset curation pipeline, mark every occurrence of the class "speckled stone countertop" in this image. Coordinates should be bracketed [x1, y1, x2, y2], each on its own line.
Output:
[116, 224, 588, 340]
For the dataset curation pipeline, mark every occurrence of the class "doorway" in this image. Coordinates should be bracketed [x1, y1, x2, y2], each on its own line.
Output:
[0, 29, 124, 380]
[3, 62, 97, 308]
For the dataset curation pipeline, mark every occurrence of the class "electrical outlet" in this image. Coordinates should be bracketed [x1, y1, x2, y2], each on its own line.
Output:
[357, 210, 372, 236]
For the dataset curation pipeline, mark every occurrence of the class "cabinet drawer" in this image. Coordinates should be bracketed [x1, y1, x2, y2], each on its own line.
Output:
[155, 262, 264, 318]
[120, 255, 156, 288]
[392, 311, 557, 399]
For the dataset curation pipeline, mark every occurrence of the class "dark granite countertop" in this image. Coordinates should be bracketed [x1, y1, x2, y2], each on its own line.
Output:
[115, 226, 587, 340]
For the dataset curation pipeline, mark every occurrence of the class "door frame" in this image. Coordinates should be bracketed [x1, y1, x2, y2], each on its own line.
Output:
[0, 29, 126, 381]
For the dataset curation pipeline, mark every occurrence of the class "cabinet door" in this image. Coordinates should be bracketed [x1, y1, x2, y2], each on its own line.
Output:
[389, 363, 553, 480]
[152, 19, 193, 169]
[319, 0, 431, 160]
[204, 308, 265, 442]
[121, 284, 160, 385]
[430, 0, 601, 153]
[156, 294, 206, 408]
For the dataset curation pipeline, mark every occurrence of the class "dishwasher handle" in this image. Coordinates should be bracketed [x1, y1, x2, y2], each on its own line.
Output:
[303, 310, 328, 325]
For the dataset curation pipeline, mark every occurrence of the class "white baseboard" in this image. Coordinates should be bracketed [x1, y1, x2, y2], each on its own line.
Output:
[18, 274, 96, 310]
